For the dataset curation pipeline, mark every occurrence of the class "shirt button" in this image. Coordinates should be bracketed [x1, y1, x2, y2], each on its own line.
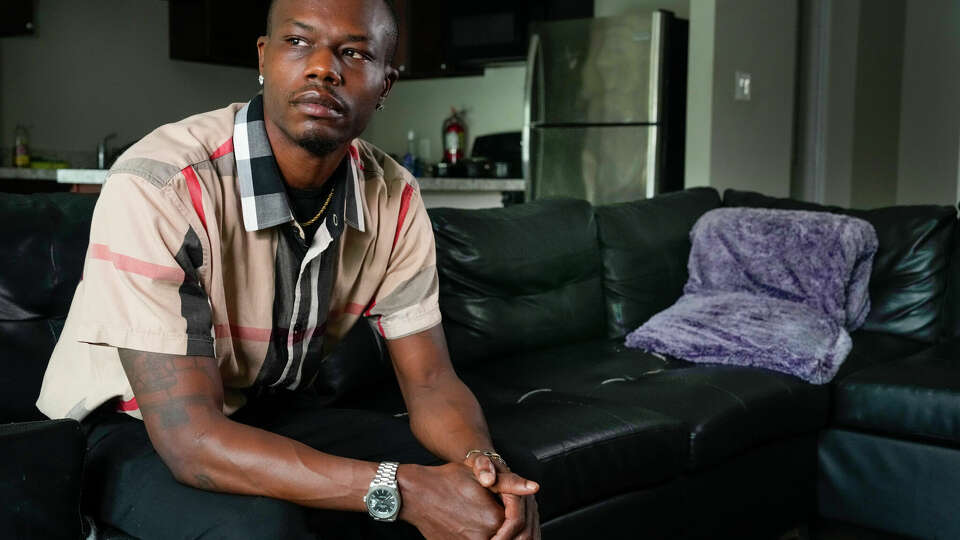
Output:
[333, 214, 339, 227]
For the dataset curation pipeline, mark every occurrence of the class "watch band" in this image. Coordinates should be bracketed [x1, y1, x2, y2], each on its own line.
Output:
[371, 461, 399, 489]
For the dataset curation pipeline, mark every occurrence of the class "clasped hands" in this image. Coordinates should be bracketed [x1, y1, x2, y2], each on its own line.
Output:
[400, 452, 541, 539]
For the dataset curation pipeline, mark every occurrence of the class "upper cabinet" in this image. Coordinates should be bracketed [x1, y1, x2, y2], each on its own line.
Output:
[169, 0, 269, 69]
[1, 0, 34, 36]
[394, 0, 594, 79]
[167, 0, 593, 78]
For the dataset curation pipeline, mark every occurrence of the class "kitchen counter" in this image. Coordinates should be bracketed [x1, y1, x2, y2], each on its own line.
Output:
[0, 168, 525, 192]
[416, 177, 525, 192]
[0, 167, 107, 184]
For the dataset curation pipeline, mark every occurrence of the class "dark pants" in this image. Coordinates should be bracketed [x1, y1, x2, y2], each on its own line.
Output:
[82, 391, 440, 539]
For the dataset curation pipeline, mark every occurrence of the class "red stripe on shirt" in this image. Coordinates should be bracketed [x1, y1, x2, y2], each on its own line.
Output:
[214, 324, 273, 342]
[392, 183, 414, 250]
[349, 144, 364, 170]
[182, 166, 207, 231]
[210, 138, 234, 160]
[117, 397, 139, 412]
[88, 243, 186, 282]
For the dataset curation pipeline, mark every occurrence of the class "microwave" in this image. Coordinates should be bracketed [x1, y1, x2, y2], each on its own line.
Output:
[446, 0, 594, 66]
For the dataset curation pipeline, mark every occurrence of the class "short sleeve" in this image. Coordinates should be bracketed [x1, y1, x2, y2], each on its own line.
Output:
[366, 184, 442, 339]
[73, 173, 214, 356]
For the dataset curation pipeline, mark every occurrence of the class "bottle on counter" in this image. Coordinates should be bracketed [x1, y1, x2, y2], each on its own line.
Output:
[402, 130, 417, 174]
[13, 124, 30, 168]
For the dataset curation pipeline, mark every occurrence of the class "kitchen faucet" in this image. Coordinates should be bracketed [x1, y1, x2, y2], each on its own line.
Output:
[97, 133, 117, 169]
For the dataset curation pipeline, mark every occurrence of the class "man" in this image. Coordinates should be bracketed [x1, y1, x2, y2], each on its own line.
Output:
[36, 0, 540, 538]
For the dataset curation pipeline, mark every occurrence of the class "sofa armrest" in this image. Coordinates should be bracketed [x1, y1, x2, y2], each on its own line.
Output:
[0, 419, 86, 540]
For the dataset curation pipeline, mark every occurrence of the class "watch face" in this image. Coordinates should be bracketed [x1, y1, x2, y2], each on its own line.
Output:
[367, 488, 398, 518]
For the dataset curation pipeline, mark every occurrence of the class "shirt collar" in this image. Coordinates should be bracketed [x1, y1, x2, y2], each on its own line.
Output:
[233, 94, 366, 233]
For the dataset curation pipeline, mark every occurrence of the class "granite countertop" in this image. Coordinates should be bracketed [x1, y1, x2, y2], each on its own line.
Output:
[0, 167, 526, 192]
[0, 167, 108, 184]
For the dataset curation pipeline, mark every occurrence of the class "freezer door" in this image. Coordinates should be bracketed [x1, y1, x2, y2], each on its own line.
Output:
[531, 13, 659, 125]
[529, 125, 657, 205]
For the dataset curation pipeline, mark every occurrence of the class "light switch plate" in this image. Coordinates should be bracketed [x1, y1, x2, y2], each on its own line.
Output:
[735, 71, 752, 101]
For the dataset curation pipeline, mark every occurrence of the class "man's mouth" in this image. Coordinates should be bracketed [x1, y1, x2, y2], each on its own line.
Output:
[291, 90, 347, 119]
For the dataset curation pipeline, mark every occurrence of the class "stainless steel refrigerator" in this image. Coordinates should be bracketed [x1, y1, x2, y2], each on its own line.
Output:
[523, 11, 688, 205]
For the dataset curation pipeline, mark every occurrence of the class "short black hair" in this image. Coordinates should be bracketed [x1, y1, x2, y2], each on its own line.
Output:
[265, 0, 398, 64]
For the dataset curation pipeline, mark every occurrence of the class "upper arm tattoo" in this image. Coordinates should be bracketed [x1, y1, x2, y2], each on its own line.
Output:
[118, 349, 223, 429]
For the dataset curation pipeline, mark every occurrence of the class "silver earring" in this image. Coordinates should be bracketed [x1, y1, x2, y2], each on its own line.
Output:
[376, 101, 385, 111]
[258, 74, 264, 85]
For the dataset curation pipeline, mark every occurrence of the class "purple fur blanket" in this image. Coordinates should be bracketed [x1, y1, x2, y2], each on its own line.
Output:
[625, 207, 878, 384]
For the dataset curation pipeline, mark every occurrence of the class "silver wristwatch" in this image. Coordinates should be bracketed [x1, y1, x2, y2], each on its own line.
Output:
[364, 461, 402, 522]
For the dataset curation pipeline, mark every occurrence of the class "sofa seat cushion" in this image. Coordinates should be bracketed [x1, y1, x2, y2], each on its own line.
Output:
[482, 392, 686, 521]
[835, 330, 928, 381]
[591, 364, 830, 471]
[0, 319, 65, 423]
[835, 339, 960, 446]
[458, 338, 830, 472]
[0, 419, 86, 540]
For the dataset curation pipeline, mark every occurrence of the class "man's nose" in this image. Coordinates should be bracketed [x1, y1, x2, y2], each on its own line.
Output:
[305, 47, 344, 86]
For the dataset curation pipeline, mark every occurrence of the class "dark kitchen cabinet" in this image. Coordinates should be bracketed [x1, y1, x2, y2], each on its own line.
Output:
[169, 0, 269, 69]
[167, 0, 593, 77]
[393, 0, 594, 79]
[1, 0, 34, 36]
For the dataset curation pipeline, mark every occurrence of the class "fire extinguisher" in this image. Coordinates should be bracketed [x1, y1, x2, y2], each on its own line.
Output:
[442, 108, 466, 164]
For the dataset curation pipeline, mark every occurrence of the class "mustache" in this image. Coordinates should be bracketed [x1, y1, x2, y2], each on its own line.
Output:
[289, 85, 348, 114]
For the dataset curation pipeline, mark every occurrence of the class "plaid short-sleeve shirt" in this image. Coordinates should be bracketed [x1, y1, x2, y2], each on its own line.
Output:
[37, 96, 441, 420]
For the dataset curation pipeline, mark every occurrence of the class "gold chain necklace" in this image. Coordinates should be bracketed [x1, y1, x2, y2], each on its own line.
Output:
[297, 186, 335, 227]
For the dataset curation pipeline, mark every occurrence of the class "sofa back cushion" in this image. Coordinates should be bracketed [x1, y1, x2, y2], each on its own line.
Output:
[0, 193, 97, 422]
[430, 199, 605, 366]
[942, 214, 960, 340]
[0, 193, 97, 320]
[595, 187, 721, 338]
[723, 189, 957, 343]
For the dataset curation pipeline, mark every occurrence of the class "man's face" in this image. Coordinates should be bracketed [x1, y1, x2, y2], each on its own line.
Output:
[257, 0, 397, 156]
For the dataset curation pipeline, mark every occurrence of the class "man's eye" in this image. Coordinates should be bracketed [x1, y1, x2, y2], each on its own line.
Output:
[287, 37, 305, 46]
[343, 49, 369, 60]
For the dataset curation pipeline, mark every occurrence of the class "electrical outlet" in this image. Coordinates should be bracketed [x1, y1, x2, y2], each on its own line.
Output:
[735, 71, 752, 101]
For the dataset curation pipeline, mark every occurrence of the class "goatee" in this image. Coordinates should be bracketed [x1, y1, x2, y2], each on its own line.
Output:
[297, 132, 345, 157]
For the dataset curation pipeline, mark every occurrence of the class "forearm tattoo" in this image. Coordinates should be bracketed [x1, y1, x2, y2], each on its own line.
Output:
[119, 350, 218, 429]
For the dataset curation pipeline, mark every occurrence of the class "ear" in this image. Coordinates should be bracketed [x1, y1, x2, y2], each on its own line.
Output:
[381, 66, 399, 100]
[257, 35, 268, 77]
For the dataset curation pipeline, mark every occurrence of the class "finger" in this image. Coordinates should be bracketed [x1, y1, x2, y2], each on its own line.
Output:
[491, 471, 539, 496]
[526, 495, 541, 540]
[490, 494, 525, 540]
[471, 454, 497, 487]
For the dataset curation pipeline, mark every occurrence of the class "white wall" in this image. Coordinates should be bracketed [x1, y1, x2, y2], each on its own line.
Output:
[850, 0, 905, 209]
[683, 0, 715, 189]
[896, 0, 960, 206]
[0, 0, 259, 167]
[685, 0, 797, 197]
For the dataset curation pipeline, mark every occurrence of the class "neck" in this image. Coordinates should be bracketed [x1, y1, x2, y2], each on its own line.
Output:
[264, 119, 348, 190]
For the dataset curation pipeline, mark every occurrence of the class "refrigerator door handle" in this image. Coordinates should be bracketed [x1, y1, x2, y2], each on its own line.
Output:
[523, 33, 541, 202]
[646, 11, 666, 199]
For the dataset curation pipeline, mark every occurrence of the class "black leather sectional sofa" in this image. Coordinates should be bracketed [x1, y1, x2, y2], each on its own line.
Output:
[2, 187, 958, 539]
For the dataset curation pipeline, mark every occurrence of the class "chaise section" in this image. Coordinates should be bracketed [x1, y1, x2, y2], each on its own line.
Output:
[834, 339, 960, 446]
